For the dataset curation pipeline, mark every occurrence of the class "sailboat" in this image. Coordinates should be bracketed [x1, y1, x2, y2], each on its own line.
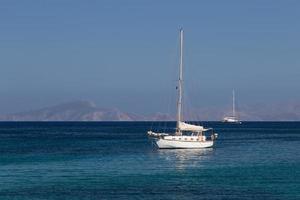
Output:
[223, 90, 241, 124]
[147, 28, 218, 149]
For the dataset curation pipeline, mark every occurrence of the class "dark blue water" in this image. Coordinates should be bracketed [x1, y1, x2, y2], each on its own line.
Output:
[0, 122, 299, 200]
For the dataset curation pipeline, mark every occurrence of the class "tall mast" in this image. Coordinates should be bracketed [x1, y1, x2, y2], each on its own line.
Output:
[232, 89, 235, 117]
[176, 28, 183, 134]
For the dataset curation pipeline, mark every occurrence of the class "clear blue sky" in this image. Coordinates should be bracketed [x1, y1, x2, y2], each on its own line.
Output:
[0, 0, 300, 114]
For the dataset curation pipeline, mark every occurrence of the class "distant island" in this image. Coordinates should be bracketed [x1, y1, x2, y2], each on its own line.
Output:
[0, 101, 173, 121]
[0, 100, 300, 121]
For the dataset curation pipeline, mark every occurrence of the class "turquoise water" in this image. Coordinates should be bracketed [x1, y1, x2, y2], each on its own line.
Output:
[0, 122, 299, 199]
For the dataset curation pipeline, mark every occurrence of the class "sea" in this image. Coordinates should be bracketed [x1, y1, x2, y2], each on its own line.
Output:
[0, 122, 299, 200]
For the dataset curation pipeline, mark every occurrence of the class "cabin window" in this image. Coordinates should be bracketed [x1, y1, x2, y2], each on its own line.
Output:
[191, 138, 193, 140]
[184, 138, 187, 140]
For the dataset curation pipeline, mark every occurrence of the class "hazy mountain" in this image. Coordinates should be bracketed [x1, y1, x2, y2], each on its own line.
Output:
[238, 102, 300, 121]
[0, 101, 143, 121]
[191, 102, 300, 121]
[149, 112, 175, 121]
[1, 101, 300, 121]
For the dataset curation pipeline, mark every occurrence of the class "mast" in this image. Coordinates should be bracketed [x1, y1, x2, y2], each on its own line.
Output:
[232, 89, 235, 118]
[176, 28, 183, 134]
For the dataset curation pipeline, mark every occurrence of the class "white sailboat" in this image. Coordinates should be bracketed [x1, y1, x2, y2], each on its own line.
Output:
[223, 90, 241, 124]
[147, 28, 218, 149]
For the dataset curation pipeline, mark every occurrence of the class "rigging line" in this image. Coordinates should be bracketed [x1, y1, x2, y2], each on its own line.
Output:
[185, 83, 198, 125]
[163, 32, 180, 133]
[150, 37, 177, 133]
[154, 31, 180, 134]
[184, 78, 199, 126]
[188, 61, 203, 125]
[164, 79, 177, 133]
[162, 80, 173, 133]
[164, 65, 178, 133]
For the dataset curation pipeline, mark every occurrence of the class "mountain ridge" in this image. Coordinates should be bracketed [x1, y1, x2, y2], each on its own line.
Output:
[1, 100, 300, 121]
[0, 101, 141, 121]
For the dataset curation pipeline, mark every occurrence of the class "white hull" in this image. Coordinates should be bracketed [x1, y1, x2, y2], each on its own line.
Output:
[223, 117, 241, 124]
[155, 138, 214, 149]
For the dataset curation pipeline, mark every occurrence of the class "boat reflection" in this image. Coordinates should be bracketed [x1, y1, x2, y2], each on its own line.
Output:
[157, 148, 214, 170]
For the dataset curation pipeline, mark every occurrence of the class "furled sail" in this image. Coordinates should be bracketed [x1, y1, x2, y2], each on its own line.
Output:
[178, 121, 208, 132]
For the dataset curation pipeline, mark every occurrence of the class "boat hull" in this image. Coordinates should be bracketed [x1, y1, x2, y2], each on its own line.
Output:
[223, 117, 241, 124]
[155, 138, 214, 149]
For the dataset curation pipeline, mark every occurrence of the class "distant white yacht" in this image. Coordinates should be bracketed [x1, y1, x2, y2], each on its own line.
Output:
[147, 28, 218, 149]
[223, 90, 241, 124]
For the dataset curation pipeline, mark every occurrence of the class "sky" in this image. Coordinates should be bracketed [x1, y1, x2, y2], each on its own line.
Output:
[0, 0, 300, 115]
